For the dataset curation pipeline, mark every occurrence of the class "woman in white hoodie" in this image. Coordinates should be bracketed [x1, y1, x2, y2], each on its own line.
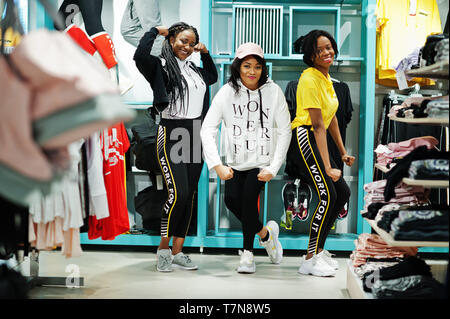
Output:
[200, 43, 292, 273]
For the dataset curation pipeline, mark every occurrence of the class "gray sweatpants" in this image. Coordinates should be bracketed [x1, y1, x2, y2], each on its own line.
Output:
[120, 0, 164, 55]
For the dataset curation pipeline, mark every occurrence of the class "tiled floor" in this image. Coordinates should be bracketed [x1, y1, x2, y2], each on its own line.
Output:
[23, 249, 351, 299]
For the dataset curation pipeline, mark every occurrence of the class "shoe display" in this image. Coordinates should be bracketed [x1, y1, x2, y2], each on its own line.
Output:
[237, 250, 256, 274]
[259, 220, 283, 264]
[281, 179, 312, 229]
[172, 252, 198, 270]
[298, 254, 336, 277]
[318, 250, 339, 270]
[156, 249, 173, 272]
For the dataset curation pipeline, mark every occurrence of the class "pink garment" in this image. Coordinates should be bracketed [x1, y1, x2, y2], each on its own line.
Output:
[375, 136, 438, 166]
[29, 215, 82, 258]
[388, 97, 443, 118]
[350, 234, 418, 267]
[0, 57, 53, 181]
[388, 104, 407, 118]
[362, 179, 428, 214]
[387, 136, 438, 154]
[10, 29, 118, 121]
[363, 179, 425, 195]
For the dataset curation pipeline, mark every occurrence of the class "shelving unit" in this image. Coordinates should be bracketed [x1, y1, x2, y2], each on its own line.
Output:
[349, 51, 449, 299]
[389, 116, 449, 125]
[346, 260, 374, 299]
[374, 163, 391, 173]
[364, 217, 448, 248]
[402, 178, 449, 188]
[405, 60, 449, 80]
[374, 164, 449, 188]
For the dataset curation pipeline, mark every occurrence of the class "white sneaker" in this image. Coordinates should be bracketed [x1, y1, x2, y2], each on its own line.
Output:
[156, 249, 173, 272]
[318, 250, 339, 270]
[237, 250, 256, 274]
[259, 220, 283, 264]
[298, 254, 336, 277]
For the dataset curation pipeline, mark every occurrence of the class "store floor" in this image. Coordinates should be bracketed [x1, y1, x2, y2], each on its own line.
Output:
[24, 249, 351, 299]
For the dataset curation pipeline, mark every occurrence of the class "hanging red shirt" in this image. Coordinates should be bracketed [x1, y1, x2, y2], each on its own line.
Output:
[89, 122, 130, 240]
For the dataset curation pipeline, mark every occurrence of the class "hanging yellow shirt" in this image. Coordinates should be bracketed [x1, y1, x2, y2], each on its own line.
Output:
[0, 27, 22, 53]
[375, 0, 442, 87]
[291, 67, 338, 130]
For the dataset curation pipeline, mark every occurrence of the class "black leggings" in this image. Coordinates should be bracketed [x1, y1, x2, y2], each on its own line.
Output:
[287, 126, 350, 254]
[156, 118, 203, 238]
[57, 0, 104, 35]
[224, 169, 266, 250]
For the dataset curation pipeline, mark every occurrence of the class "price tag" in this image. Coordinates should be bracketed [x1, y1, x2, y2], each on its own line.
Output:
[396, 70, 409, 90]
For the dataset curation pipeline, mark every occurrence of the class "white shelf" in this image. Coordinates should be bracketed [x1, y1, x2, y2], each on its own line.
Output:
[374, 164, 448, 188]
[374, 163, 392, 173]
[364, 218, 448, 248]
[405, 60, 449, 80]
[402, 178, 449, 188]
[132, 166, 148, 173]
[390, 116, 449, 126]
[346, 260, 374, 299]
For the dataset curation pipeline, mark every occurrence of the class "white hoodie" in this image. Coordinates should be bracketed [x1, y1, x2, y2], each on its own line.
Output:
[200, 79, 292, 177]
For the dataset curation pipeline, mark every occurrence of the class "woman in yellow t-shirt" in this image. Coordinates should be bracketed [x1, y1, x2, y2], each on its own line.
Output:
[286, 30, 355, 277]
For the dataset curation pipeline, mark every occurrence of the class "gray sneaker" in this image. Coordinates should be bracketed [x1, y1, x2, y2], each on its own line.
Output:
[172, 252, 198, 270]
[157, 249, 173, 272]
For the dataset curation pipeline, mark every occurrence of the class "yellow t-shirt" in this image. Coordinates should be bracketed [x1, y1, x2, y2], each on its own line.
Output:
[0, 27, 22, 55]
[375, 0, 442, 87]
[0, 27, 22, 48]
[291, 67, 338, 130]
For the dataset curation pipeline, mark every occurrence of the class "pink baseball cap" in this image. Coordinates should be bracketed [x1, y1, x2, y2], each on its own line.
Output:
[235, 42, 264, 59]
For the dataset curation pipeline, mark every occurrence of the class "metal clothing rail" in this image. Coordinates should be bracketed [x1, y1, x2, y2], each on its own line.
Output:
[26, 249, 84, 288]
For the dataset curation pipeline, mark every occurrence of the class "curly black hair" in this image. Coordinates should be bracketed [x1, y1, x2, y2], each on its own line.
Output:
[227, 55, 269, 94]
[293, 30, 338, 67]
[160, 22, 203, 116]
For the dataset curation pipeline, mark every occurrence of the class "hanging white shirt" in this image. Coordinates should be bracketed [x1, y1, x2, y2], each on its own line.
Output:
[161, 56, 206, 119]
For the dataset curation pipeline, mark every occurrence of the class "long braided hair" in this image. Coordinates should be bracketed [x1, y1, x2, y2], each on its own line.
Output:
[160, 22, 203, 116]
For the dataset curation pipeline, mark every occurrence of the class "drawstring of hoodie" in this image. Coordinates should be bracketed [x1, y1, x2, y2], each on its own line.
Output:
[246, 89, 264, 129]
[258, 89, 263, 129]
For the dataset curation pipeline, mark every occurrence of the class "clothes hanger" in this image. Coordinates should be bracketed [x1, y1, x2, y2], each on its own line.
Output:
[407, 83, 422, 97]
[331, 60, 342, 83]
[388, 90, 409, 104]
[330, 77, 340, 83]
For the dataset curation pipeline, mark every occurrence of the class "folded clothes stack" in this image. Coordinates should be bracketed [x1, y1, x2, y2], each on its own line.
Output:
[434, 38, 449, 63]
[420, 34, 449, 67]
[389, 210, 448, 241]
[387, 96, 449, 119]
[408, 159, 449, 180]
[362, 179, 427, 215]
[424, 100, 449, 119]
[362, 202, 449, 242]
[374, 136, 439, 167]
[350, 233, 418, 268]
[361, 256, 446, 299]
[382, 146, 449, 202]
